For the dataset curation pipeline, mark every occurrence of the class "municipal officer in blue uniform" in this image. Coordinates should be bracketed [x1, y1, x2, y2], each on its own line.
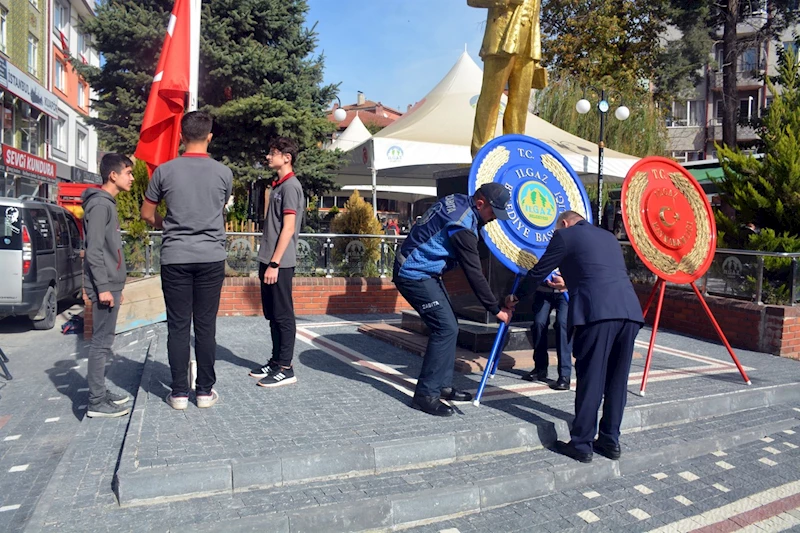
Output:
[394, 183, 514, 417]
[508, 210, 643, 462]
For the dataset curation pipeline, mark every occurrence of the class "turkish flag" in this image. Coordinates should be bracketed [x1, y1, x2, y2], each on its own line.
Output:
[134, 0, 191, 176]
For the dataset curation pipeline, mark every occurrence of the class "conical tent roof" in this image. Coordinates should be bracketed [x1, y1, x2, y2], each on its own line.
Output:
[328, 114, 372, 152]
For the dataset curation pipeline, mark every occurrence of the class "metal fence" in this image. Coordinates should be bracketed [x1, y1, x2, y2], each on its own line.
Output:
[121, 232, 800, 306]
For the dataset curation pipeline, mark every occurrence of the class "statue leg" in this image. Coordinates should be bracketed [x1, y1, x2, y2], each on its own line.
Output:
[471, 55, 514, 157]
[504, 55, 536, 136]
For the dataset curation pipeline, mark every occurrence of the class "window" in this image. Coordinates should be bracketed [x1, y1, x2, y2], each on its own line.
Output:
[2, 93, 13, 146]
[77, 31, 89, 58]
[54, 1, 69, 38]
[740, 97, 756, 122]
[66, 215, 82, 250]
[55, 60, 66, 92]
[53, 211, 69, 248]
[27, 35, 38, 77]
[666, 101, 704, 127]
[0, 8, 7, 55]
[27, 208, 54, 251]
[671, 151, 703, 163]
[52, 112, 68, 156]
[76, 126, 88, 164]
[739, 47, 760, 72]
[78, 82, 86, 109]
[715, 100, 724, 125]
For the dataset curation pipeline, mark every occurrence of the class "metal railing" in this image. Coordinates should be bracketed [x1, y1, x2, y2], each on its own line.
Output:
[122, 231, 407, 279]
[121, 231, 800, 306]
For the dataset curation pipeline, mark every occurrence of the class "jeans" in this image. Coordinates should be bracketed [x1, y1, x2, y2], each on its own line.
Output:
[161, 261, 226, 395]
[87, 292, 121, 404]
[259, 263, 296, 367]
[395, 276, 459, 398]
[531, 290, 572, 379]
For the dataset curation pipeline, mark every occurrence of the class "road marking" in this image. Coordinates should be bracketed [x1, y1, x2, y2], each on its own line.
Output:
[713, 484, 730, 493]
[635, 485, 653, 495]
[8, 464, 28, 472]
[4, 435, 21, 441]
[716, 461, 735, 470]
[652, 472, 668, 480]
[784, 429, 796, 435]
[762, 437, 775, 443]
[44, 417, 59, 423]
[583, 491, 601, 499]
[577, 510, 600, 523]
[712, 451, 727, 457]
[785, 443, 798, 449]
[629, 509, 651, 520]
[648, 479, 800, 533]
[764, 447, 782, 455]
[679, 471, 700, 481]
[0, 505, 20, 512]
[675, 496, 693, 506]
[760, 458, 778, 466]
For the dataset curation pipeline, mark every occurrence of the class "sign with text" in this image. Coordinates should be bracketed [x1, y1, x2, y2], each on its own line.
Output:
[468, 134, 592, 275]
[2, 144, 57, 182]
[0, 57, 59, 118]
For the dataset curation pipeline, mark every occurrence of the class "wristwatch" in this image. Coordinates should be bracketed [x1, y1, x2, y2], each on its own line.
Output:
[268, 261, 280, 268]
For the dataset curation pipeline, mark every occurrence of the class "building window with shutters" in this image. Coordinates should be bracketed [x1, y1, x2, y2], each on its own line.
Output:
[27, 35, 39, 77]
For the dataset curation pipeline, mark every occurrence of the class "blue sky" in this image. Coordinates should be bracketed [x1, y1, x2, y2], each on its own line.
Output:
[306, 1, 487, 112]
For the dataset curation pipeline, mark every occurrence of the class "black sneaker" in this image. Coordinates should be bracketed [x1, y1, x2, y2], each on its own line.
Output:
[87, 399, 131, 418]
[257, 366, 296, 388]
[106, 389, 131, 405]
[249, 360, 278, 378]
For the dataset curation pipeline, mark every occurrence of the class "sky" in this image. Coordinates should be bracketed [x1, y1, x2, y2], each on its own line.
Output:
[305, 1, 488, 112]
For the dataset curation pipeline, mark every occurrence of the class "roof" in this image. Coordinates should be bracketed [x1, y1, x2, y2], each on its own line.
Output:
[329, 110, 396, 129]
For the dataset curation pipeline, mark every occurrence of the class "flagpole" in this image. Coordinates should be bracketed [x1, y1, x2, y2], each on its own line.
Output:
[188, 0, 201, 111]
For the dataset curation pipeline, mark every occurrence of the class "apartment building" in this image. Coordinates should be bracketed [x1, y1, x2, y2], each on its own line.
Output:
[665, 1, 799, 162]
[0, 0, 99, 201]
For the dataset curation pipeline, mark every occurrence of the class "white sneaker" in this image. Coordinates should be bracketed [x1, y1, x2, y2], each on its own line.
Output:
[167, 392, 189, 410]
[196, 389, 219, 408]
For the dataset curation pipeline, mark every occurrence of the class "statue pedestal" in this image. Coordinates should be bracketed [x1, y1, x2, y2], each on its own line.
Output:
[434, 169, 537, 324]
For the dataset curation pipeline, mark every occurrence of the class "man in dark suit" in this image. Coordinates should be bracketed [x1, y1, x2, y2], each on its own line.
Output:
[508, 210, 643, 462]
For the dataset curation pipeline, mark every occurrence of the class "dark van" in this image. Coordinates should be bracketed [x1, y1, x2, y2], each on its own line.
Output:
[0, 198, 83, 329]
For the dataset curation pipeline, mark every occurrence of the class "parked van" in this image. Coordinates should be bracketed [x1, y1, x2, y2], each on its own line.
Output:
[0, 198, 84, 329]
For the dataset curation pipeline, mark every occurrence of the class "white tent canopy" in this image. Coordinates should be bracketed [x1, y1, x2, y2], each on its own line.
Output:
[336, 52, 639, 205]
[327, 114, 372, 152]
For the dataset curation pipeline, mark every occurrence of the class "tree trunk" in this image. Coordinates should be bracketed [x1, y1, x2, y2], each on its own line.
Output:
[722, 0, 740, 149]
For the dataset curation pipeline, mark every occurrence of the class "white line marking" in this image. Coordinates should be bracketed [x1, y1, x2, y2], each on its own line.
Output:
[652, 472, 668, 480]
[583, 491, 601, 499]
[47, 397, 60, 401]
[0, 505, 20, 512]
[647, 479, 800, 532]
[4, 435, 20, 441]
[8, 465, 28, 472]
[44, 417, 59, 423]
[679, 471, 699, 481]
[674, 496, 693, 506]
[713, 484, 730, 493]
[128, 340, 138, 346]
[577, 510, 600, 523]
[784, 430, 796, 435]
[784, 443, 798, 449]
[716, 461, 735, 470]
[762, 437, 775, 443]
[712, 451, 727, 457]
[760, 458, 778, 466]
[635, 485, 653, 495]
[628, 508, 650, 520]
[764, 447, 782, 455]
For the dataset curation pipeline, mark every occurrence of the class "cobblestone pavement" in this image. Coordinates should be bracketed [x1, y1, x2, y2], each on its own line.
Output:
[1, 312, 799, 532]
[408, 425, 800, 533]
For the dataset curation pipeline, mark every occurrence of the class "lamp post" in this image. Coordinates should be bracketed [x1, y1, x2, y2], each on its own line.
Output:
[575, 88, 630, 228]
[332, 96, 347, 122]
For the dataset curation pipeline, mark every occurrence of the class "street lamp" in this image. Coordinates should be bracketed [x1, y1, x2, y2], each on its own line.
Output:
[332, 96, 347, 122]
[576, 88, 630, 228]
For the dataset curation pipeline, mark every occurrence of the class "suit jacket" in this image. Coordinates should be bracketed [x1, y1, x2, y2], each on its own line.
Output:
[520, 220, 644, 330]
[467, 0, 541, 60]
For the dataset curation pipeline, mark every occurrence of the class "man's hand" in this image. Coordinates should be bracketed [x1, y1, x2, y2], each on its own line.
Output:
[505, 294, 519, 309]
[496, 307, 513, 325]
[263, 266, 279, 285]
[99, 291, 115, 307]
[547, 274, 567, 291]
[120, 293, 125, 305]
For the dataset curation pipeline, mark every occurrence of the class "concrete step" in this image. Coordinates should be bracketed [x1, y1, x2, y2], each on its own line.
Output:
[401, 309, 545, 353]
[115, 380, 800, 506]
[187, 405, 800, 533]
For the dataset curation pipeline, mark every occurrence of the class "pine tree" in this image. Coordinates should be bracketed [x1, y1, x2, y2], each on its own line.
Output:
[715, 44, 800, 249]
[76, 0, 344, 200]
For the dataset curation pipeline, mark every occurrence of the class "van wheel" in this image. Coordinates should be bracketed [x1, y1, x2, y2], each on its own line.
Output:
[33, 287, 57, 330]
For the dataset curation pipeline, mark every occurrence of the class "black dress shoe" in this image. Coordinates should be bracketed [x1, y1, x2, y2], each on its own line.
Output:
[593, 439, 621, 460]
[522, 369, 548, 382]
[550, 377, 570, 391]
[440, 387, 473, 402]
[554, 440, 592, 463]
[411, 395, 454, 417]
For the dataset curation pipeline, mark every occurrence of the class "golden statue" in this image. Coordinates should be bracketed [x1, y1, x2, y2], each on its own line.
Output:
[469, 0, 548, 157]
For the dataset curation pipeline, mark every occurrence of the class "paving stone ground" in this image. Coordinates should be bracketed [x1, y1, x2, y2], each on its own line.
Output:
[2, 312, 800, 532]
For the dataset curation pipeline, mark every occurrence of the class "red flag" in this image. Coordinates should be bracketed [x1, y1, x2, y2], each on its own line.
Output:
[134, 0, 191, 176]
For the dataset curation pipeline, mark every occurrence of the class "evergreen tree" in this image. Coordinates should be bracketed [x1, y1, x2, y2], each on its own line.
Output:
[663, 1, 800, 148]
[715, 45, 800, 249]
[76, 0, 343, 200]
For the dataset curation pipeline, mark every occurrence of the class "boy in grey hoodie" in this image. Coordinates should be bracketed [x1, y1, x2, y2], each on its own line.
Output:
[82, 153, 134, 418]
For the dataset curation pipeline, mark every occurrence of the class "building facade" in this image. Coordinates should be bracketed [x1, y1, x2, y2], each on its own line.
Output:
[665, 2, 800, 162]
[0, 0, 99, 201]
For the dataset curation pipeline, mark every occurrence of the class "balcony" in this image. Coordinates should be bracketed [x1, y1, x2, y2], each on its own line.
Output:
[710, 67, 764, 91]
[707, 122, 760, 142]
